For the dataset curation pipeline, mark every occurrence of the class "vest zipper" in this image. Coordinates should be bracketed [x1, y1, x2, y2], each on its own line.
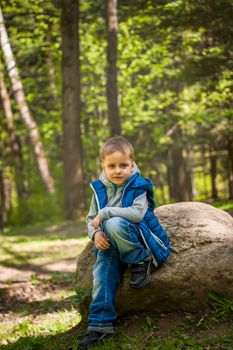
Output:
[149, 229, 167, 250]
[138, 227, 158, 267]
[121, 180, 131, 206]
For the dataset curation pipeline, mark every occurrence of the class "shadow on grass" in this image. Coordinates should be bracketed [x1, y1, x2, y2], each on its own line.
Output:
[0, 323, 86, 350]
[0, 272, 80, 313]
[0, 292, 79, 316]
[0, 255, 78, 275]
[2, 221, 87, 240]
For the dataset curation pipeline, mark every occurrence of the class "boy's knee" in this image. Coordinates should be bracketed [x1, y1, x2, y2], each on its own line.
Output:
[104, 217, 127, 235]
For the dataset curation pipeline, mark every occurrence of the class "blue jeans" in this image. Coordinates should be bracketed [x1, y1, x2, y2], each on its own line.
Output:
[88, 217, 150, 333]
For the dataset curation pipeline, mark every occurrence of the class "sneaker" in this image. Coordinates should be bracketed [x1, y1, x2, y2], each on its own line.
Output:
[79, 331, 114, 349]
[129, 256, 152, 288]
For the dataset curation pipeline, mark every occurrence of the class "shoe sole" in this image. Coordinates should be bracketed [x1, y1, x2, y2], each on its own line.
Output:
[79, 333, 115, 349]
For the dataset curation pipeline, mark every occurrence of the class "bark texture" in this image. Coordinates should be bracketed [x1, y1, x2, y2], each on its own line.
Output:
[227, 136, 233, 199]
[0, 169, 6, 231]
[169, 127, 191, 201]
[61, 0, 85, 219]
[106, 0, 121, 136]
[209, 145, 218, 200]
[0, 7, 55, 193]
[0, 69, 25, 198]
[76, 202, 233, 319]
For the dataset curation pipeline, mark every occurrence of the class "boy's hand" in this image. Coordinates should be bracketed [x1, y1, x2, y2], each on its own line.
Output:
[92, 215, 101, 229]
[94, 231, 110, 250]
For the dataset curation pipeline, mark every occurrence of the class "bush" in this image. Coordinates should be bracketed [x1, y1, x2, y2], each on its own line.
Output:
[8, 191, 63, 226]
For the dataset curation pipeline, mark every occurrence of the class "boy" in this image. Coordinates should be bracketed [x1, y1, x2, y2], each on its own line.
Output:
[79, 136, 170, 349]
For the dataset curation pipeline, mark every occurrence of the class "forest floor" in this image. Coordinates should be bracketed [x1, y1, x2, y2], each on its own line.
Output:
[0, 209, 233, 350]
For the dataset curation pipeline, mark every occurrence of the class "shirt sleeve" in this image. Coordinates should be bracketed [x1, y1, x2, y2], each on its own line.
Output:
[86, 195, 102, 240]
[98, 192, 148, 223]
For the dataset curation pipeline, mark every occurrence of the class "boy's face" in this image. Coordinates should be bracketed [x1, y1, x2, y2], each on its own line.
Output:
[102, 151, 134, 185]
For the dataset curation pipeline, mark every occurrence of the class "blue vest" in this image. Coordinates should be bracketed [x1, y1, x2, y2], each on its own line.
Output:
[91, 173, 171, 266]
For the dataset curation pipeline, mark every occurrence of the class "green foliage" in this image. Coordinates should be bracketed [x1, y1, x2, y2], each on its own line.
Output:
[1, 0, 232, 227]
[8, 192, 63, 226]
[211, 200, 233, 211]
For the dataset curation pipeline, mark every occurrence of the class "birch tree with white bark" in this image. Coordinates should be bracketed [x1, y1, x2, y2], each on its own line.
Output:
[0, 6, 55, 193]
[0, 66, 25, 199]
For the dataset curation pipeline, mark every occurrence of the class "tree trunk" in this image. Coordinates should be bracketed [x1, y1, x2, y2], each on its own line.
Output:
[0, 163, 12, 230]
[209, 145, 218, 200]
[0, 68, 25, 199]
[201, 146, 209, 198]
[169, 127, 190, 201]
[106, 0, 121, 136]
[185, 146, 194, 200]
[0, 6, 55, 193]
[227, 136, 233, 199]
[166, 162, 174, 200]
[0, 169, 6, 231]
[61, 0, 85, 219]
[3, 165, 12, 212]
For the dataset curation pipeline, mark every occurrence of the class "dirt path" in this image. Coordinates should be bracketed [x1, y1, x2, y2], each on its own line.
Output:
[0, 257, 78, 322]
[0, 222, 88, 327]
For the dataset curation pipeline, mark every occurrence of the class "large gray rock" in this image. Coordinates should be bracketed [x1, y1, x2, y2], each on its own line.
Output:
[76, 202, 233, 318]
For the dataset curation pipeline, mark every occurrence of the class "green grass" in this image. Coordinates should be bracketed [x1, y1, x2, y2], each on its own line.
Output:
[0, 221, 87, 349]
[0, 221, 233, 350]
[211, 200, 233, 212]
[0, 221, 88, 268]
[2, 219, 87, 239]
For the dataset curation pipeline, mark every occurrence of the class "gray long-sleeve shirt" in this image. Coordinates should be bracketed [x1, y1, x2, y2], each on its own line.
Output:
[86, 164, 148, 240]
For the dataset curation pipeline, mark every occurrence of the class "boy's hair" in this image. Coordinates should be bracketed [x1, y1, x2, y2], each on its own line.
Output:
[100, 136, 134, 160]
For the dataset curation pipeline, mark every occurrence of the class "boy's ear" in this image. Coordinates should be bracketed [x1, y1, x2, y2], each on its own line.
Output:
[131, 161, 134, 172]
[101, 162, 104, 170]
